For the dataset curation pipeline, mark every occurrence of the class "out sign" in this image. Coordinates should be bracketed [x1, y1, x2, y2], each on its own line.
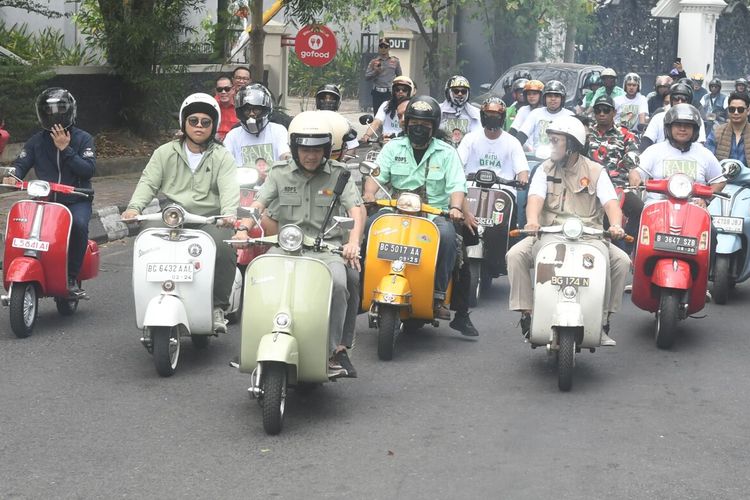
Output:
[388, 38, 410, 50]
[295, 24, 338, 67]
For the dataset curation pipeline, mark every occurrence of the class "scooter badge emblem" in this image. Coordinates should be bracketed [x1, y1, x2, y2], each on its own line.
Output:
[582, 253, 594, 269]
[188, 243, 202, 257]
[402, 220, 409, 227]
[494, 200, 505, 212]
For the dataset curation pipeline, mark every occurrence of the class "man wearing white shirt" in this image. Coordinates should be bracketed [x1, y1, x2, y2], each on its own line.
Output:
[509, 79, 545, 137]
[517, 80, 574, 153]
[439, 75, 482, 145]
[641, 82, 705, 151]
[614, 72, 648, 131]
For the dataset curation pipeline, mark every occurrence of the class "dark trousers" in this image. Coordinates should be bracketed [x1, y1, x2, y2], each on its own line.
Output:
[451, 243, 471, 314]
[67, 200, 92, 277]
[371, 90, 391, 114]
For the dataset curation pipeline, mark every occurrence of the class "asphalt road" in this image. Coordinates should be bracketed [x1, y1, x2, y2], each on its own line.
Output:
[2, 238, 749, 499]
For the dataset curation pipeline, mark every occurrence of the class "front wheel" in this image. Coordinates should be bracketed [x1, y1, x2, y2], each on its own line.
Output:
[655, 289, 679, 349]
[557, 327, 576, 392]
[377, 305, 400, 361]
[711, 255, 732, 305]
[191, 335, 210, 349]
[9, 282, 37, 338]
[261, 362, 287, 435]
[152, 326, 180, 377]
[468, 260, 481, 307]
[55, 297, 79, 316]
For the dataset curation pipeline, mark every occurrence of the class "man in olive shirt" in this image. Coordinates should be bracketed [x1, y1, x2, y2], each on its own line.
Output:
[365, 37, 402, 113]
[239, 112, 365, 377]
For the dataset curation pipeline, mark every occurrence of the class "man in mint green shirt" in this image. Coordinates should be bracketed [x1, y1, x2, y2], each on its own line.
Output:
[363, 96, 466, 317]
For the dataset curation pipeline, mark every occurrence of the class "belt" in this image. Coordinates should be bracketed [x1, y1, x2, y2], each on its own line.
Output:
[374, 87, 390, 93]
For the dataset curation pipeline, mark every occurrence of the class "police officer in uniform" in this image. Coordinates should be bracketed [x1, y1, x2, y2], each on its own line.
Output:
[237, 111, 366, 377]
[365, 37, 402, 114]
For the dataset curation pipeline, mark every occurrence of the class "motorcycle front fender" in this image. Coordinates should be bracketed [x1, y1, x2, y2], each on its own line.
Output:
[652, 258, 693, 290]
[141, 294, 189, 330]
[4, 257, 46, 293]
[716, 233, 742, 254]
[256, 333, 299, 367]
[553, 302, 584, 328]
[373, 273, 412, 306]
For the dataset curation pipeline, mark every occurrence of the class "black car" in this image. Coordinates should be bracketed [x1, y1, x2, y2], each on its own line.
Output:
[472, 62, 606, 110]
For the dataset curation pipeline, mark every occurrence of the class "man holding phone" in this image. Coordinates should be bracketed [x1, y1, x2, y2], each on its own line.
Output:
[365, 37, 402, 114]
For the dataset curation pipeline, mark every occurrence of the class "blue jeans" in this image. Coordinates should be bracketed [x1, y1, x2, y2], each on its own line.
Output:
[66, 201, 92, 277]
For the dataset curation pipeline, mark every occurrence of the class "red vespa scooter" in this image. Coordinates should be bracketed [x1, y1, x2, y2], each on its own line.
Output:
[631, 173, 714, 349]
[235, 166, 271, 271]
[1, 171, 99, 338]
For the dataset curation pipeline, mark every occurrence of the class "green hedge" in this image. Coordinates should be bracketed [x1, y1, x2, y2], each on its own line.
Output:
[288, 38, 362, 101]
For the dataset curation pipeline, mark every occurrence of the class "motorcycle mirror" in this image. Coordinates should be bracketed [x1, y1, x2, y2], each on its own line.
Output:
[719, 159, 743, 180]
[359, 114, 374, 125]
[359, 161, 381, 177]
[0, 166, 16, 177]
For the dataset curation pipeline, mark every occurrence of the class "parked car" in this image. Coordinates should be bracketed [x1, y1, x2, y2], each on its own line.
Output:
[472, 62, 606, 110]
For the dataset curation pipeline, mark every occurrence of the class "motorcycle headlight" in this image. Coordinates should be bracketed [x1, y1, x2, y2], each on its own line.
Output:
[396, 193, 422, 213]
[391, 260, 406, 273]
[273, 312, 291, 329]
[237, 167, 260, 187]
[278, 224, 304, 252]
[27, 180, 51, 198]
[162, 205, 186, 227]
[562, 218, 584, 240]
[562, 285, 577, 300]
[667, 173, 693, 199]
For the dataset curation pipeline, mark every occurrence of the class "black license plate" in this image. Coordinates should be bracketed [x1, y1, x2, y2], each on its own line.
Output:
[653, 233, 698, 255]
[377, 242, 422, 264]
[551, 276, 590, 287]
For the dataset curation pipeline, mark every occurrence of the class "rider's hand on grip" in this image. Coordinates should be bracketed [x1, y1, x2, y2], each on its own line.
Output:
[121, 208, 139, 222]
[524, 222, 541, 233]
[608, 224, 625, 240]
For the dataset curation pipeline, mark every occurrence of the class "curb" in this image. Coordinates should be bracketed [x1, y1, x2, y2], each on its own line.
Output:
[90, 198, 162, 244]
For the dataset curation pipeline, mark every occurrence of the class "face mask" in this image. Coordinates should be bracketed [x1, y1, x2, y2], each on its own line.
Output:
[482, 115, 503, 130]
[408, 124, 432, 146]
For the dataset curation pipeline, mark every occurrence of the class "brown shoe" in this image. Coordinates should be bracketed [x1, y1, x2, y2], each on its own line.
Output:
[434, 303, 451, 320]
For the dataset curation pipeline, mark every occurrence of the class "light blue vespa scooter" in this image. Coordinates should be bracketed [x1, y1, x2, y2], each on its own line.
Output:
[708, 159, 750, 304]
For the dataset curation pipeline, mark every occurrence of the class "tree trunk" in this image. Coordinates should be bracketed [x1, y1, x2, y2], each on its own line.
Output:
[564, 21, 577, 63]
[248, 0, 265, 83]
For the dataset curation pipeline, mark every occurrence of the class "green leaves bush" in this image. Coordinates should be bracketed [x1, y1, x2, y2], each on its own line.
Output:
[288, 38, 362, 104]
[0, 63, 54, 139]
[0, 22, 102, 66]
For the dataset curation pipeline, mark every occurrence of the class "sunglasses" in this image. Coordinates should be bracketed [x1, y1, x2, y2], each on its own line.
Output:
[187, 116, 213, 128]
[593, 106, 613, 114]
[672, 96, 689, 103]
[728, 106, 747, 114]
[216, 86, 232, 93]
[379, 43, 389, 48]
[393, 85, 410, 93]
[451, 88, 468, 95]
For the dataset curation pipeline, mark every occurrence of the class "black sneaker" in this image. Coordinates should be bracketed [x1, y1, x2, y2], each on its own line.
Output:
[449, 311, 479, 337]
[519, 312, 531, 339]
[334, 349, 357, 378]
[67, 276, 83, 296]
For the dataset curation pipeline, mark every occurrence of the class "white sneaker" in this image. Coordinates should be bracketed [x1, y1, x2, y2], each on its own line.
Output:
[600, 331, 616, 347]
[213, 307, 227, 333]
[624, 284, 632, 293]
[705, 290, 712, 303]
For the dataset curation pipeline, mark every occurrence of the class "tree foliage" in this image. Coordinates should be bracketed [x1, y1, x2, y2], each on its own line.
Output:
[0, 0, 63, 18]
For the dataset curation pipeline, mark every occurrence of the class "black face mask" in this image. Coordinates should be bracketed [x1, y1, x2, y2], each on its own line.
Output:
[408, 124, 432, 147]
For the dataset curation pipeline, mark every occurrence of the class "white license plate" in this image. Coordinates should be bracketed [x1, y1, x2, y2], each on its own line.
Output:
[12, 238, 49, 252]
[146, 263, 194, 282]
[713, 216, 743, 234]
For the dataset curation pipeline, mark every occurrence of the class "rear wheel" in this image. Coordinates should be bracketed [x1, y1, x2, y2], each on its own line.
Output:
[9, 282, 37, 338]
[261, 362, 287, 435]
[377, 305, 400, 361]
[152, 326, 180, 377]
[655, 289, 679, 349]
[191, 335, 210, 349]
[468, 260, 481, 307]
[711, 255, 732, 305]
[55, 297, 79, 316]
[557, 327, 576, 392]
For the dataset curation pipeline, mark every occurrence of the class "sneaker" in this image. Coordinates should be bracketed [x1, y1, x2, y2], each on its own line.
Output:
[705, 290, 712, 303]
[449, 311, 479, 337]
[334, 349, 357, 378]
[434, 302, 451, 320]
[213, 307, 227, 334]
[624, 284, 632, 293]
[518, 312, 532, 339]
[67, 276, 83, 296]
[328, 358, 347, 378]
[600, 323, 616, 346]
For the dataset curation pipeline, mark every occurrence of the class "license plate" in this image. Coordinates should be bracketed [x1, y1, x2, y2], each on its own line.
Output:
[12, 238, 49, 252]
[376, 242, 422, 264]
[146, 263, 194, 282]
[551, 276, 590, 287]
[653, 233, 698, 255]
[713, 216, 743, 234]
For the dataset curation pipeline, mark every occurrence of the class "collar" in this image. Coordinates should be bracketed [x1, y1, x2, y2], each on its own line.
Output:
[291, 159, 332, 176]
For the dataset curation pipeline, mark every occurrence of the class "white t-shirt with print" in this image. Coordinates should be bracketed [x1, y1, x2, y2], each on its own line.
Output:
[528, 160, 617, 205]
[637, 141, 723, 203]
[375, 101, 402, 137]
[614, 93, 648, 130]
[643, 110, 706, 144]
[510, 104, 533, 132]
[439, 100, 482, 142]
[222, 122, 290, 168]
[457, 130, 529, 191]
[519, 107, 574, 152]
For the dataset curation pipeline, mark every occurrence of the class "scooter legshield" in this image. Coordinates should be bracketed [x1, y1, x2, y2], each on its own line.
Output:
[241, 253, 333, 384]
[716, 233, 742, 254]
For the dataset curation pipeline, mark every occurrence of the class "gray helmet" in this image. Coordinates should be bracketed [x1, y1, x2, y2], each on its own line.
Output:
[664, 103, 702, 143]
[735, 77, 748, 90]
[235, 83, 273, 135]
[669, 82, 694, 103]
[315, 84, 341, 111]
[444, 75, 471, 107]
[623, 72, 641, 92]
[542, 80, 566, 105]
[708, 78, 722, 89]
[512, 78, 529, 93]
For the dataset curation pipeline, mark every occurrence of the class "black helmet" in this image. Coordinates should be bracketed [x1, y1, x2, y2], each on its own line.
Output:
[36, 87, 77, 131]
[404, 95, 441, 132]
[512, 70, 532, 82]
[543, 80, 567, 105]
[664, 103, 701, 144]
[315, 84, 341, 111]
[235, 83, 273, 135]
[480, 96, 507, 129]
[444, 75, 471, 107]
[512, 78, 529, 93]
[669, 82, 694, 103]
[585, 73, 602, 89]
[708, 78, 722, 89]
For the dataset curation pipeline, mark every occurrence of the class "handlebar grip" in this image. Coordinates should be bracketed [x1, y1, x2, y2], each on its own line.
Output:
[624, 235, 634, 244]
[74, 187, 95, 198]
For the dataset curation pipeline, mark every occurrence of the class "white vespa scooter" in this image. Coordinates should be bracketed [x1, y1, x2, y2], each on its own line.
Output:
[130, 205, 242, 377]
[517, 217, 616, 391]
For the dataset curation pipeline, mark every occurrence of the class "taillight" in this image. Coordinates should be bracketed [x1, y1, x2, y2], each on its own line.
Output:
[699, 231, 709, 251]
[640, 225, 650, 245]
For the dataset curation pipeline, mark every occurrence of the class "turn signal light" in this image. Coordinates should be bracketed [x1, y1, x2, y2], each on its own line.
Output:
[699, 230, 709, 250]
[640, 225, 650, 245]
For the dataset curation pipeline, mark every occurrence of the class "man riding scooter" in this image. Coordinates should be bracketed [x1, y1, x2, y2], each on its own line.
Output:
[238, 112, 366, 378]
[506, 115, 630, 346]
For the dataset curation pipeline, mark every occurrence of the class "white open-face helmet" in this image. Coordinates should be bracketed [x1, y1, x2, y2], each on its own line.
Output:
[179, 92, 221, 139]
[288, 111, 333, 168]
[546, 115, 587, 152]
[317, 110, 357, 160]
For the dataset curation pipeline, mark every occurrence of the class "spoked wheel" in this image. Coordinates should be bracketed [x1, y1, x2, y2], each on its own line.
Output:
[152, 326, 180, 377]
[9, 282, 37, 338]
[468, 260, 481, 308]
[655, 289, 679, 349]
[557, 327, 576, 392]
[191, 335, 210, 349]
[261, 362, 287, 435]
[55, 297, 79, 316]
[377, 305, 400, 361]
[711, 255, 732, 305]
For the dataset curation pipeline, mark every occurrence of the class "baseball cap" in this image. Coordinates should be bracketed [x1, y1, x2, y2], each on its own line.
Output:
[593, 95, 615, 109]
[378, 38, 390, 46]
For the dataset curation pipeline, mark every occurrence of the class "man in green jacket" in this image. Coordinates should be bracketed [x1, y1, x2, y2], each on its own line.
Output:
[122, 93, 240, 333]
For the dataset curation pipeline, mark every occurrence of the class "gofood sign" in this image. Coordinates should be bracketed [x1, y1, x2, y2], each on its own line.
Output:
[295, 24, 337, 67]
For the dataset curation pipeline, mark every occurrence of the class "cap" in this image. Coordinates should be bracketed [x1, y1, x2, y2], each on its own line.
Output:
[601, 68, 617, 78]
[593, 95, 615, 109]
[378, 38, 390, 45]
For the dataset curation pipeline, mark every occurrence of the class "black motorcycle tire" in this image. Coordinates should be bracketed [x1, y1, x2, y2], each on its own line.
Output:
[712, 255, 732, 305]
[152, 326, 180, 377]
[191, 335, 210, 349]
[468, 260, 481, 308]
[655, 289, 679, 349]
[9, 282, 37, 338]
[261, 362, 287, 435]
[557, 327, 576, 392]
[55, 297, 79, 316]
[377, 305, 399, 361]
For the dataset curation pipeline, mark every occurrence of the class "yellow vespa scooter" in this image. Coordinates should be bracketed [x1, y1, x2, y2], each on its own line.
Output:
[360, 162, 452, 360]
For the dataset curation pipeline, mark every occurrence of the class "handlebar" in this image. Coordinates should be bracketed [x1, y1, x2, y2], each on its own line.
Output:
[509, 227, 634, 243]
[2, 179, 94, 199]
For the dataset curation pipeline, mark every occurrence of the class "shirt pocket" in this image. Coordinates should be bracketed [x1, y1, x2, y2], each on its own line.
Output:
[278, 193, 302, 221]
[390, 164, 411, 185]
[545, 191, 563, 211]
[426, 167, 446, 200]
